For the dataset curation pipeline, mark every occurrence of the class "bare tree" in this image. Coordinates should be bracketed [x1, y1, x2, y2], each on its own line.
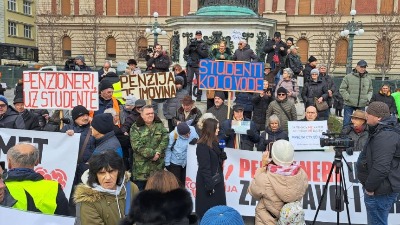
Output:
[373, 13, 400, 80]
[120, 17, 146, 60]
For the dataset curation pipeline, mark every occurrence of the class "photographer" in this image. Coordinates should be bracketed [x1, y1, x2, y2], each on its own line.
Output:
[184, 30, 209, 100]
[64, 55, 91, 71]
[146, 44, 170, 73]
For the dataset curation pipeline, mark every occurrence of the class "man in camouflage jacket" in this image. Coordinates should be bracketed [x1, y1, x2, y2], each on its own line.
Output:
[130, 105, 169, 190]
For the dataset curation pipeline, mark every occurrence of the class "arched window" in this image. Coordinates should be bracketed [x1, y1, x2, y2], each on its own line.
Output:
[296, 39, 309, 64]
[380, 0, 394, 15]
[298, 0, 311, 15]
[62, 36, 71, 59]
[335, 39, 348, 66]
[106, 0, 116, 16]
[376, 38, 390, 67]
[61, 0, 71, 16]
[106, 37, 116, 59]
[137, 37, 148, 59]
[338, 0, 351, 15]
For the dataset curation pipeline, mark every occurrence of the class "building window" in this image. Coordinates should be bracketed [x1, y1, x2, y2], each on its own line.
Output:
[380, 0, 394, 15]
[62, 36, 72, 58]
[137, 37, 148, 59]
[296, 39, 309, 64]
[61, 0, 71, 16]
[335, 39, 348, 65]
[106, 0, 116, 16]
[106, 37, 116, 59]
[8, 21, 17, 36]
[338, 0, 351, 15]
[24, 25, 32, 38]
[8, 0, 16, 11]
[23, 1, 31, 15]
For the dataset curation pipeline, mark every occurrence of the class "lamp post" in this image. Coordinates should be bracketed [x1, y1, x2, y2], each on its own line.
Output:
[340, 10, 364, 74]
[145, 12, 167, 46]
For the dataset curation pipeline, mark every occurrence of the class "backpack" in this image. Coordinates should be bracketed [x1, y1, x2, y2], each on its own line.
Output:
[277, 201, 305, 225]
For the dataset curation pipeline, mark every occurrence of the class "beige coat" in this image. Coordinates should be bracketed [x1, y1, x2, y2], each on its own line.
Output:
[248, 166, 308, 225]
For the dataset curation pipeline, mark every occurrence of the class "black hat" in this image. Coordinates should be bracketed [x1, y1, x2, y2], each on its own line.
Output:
[214, 91, 225, 101]
[177, 123, 190, 136]
[135, 99, 146, 108]
[72, 105, 89, 121]
[277, 87, 288, 94]
[175, 76, 184, 85]
[287, 37, 294, 43]
[195, 30, 202, 35]
[99, 80, 114, 92]
[13, 97, 23, 104]
[308, 55, 317, 63]
[91, 113, 114, 134]
[357, 60, 368, 67]
[127, 59, 137, 65]
[233, 104, 244, 112]
[274, 32, 281, 38]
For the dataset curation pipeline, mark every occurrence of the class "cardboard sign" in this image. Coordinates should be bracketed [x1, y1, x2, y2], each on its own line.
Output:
[198, 59, 264, 92]
[288, 121, 328, 150]
[0, 129, 80, 198]
[119, 72, 176, 100]
[23, 71, 99, 110]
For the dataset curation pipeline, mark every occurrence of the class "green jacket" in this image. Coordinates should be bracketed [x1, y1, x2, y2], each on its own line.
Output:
[339, 70, 373, 107]
[130, 116, 169, 181]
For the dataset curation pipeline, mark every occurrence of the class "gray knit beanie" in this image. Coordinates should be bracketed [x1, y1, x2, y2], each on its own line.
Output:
[366, 101, 390, 118]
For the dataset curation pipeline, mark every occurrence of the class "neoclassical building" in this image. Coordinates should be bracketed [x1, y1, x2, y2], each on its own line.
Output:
[35, 0, 400, 78]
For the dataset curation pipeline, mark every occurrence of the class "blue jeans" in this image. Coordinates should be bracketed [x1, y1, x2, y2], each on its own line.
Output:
[364, 192, 399, 225]
[343, 105, 365, 127]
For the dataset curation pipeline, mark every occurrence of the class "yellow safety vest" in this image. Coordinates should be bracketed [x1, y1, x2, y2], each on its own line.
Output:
[6, 179, 59, 215]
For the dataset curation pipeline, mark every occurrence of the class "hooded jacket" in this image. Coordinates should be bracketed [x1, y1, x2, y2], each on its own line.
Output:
[0, 107, 25, 129]
[248, 164, 308, 225]
[233, 44, 259, 62]
[339, 69, 373, 108]
[165, 126, 199, 168]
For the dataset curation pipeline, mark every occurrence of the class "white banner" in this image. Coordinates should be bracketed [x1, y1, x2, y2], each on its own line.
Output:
[0, 129, 80, 198]
[0, 206, 76, 224]
[288, 121, 328, 150]
[23, 71, 99, 110]
[185, 146, 399, 224]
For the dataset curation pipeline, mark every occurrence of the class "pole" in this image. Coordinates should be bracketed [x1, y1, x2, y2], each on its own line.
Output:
[154, 33, 158, 46]
[346, 33, 355, 74]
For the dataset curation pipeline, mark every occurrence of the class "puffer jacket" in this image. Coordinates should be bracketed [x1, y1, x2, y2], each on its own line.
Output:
[165, 126, 199, 167]
[163, 88, 188, 119]
[235, 92, 254, 112]
[0, 107, 25, 129]
[301, 77, 328, 108]
[370, 92, 397, 114]
[266, 98, 297, 132]
[339, 70, 373, 108]
[233, 45, 259, 62]
[248, 164, 308, 225]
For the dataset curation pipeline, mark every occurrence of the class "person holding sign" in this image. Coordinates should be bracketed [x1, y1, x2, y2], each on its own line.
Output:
[13, 97, 41, 130]
[219, 104, 260, 151]
[252, 79, 273, 132]
[257, 115, 288, 152]
[89, 80, 121, 121]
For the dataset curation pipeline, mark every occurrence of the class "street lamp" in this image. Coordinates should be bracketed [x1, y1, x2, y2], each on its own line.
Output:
[145, 12, 167, 45]
[340, 10, 364, 74]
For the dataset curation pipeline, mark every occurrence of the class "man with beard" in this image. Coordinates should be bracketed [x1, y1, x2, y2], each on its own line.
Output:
[146, 44, 170, 73]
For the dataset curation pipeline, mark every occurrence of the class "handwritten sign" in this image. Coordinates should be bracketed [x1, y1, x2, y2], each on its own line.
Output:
[23, 71, 99, 110]
[119, 72, 176, 100]
[231, 120, 251, 134]
[198, 60, 264, 92]
[288, 121, 328, 150]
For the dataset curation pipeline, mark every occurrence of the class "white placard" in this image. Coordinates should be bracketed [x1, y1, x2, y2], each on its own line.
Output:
[0, 206, 76, 224]
[231, 120, 251, 135]
[288, 121, 328, 150]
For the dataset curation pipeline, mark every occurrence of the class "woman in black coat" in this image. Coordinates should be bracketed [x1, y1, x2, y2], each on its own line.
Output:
[195, 118, 227, 220]
[257, 114, 288, 151]
[252, 79, 273, 132]
[301, 69, 329, 120]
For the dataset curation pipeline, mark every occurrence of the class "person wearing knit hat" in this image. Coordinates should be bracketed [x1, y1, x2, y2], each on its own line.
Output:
[91, 113, 114, 135]
[12, 96, 41, 130]
[0, 95, 25, 129]
[175, 76, 184, 86]
[73, 55, 91, 71]
[72, 105, 90, 121]
[357, 101, 400, 224]
[176, 122, 190, 136]
[91, 79, 121, 123]
[207, 91, 231, 124]
[91, 113, 123, 157]
[125, 95, 137, 107]
[249, 140, 308, 225]
[303, 55, 318, 83]
[200, 206, 244, 225]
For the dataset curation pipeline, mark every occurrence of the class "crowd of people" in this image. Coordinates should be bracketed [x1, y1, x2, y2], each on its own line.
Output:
[0, 30, 399, 225]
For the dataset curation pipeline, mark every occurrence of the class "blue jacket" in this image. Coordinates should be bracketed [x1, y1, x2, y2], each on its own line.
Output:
[165, 126, 199, 167]
[219, 118, 260, 150]
[93, 131, 123, 157]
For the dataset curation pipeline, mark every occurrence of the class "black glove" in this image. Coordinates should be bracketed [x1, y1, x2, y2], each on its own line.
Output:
[189, 138, 198, 145]
[246, 129, 255, 137]
[61, 118, 70, 124]
[220, 151, 227, 161]
[207, 189, 215, 196]
[225, 129, 235, 136]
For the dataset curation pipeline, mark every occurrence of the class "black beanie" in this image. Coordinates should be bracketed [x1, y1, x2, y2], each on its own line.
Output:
[214, 91, 225, 101]
[277, 87, 288, 94]
[99, 80, 114, 92]
[91, 113, 114, 134]
[72, 105, 89, 121]
[308, 55, 317, 63]
[177, 123, 190, 135]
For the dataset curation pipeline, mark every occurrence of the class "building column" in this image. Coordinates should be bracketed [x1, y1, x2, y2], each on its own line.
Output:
[351, 0, 355, 10]
[311, 0, 315, 15]
[276, 0, 286, 13]
[189, 0, 197, 15]
[395, 0, 399, 13]
[265, 0, 273, 13]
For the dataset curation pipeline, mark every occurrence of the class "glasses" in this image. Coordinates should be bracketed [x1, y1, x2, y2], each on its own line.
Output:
[0, 104, 7, 108]
[277, 93, 286, 96]
[360, 66, 367, 68]
[238, 43, 242, 45]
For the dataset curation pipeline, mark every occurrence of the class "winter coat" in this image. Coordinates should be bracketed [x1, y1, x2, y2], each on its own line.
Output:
[61, 123, 95, 163]
[370, 92, 397, 114]
[356, 116, 400, 195]
[333, 92, 344, 110]
[14, 83, 23, 99]
[339, 70, 373, 108]
[341, 124, 369, 153]
[96, 97, 120, 116]
[0, 107, 25, 129]
[266, 98, 297, 132]
[196, 142, 227, 219]
[319, 73, 336, 107]
[264, 39, 287, 66]
[174, 106, 203, 127]
[219, 118, 260, 150]
[93, 131, 123, 157]
[257, 128, 288, 152]
[184, 39, 209, 68]
[120, 110, 140, 133]
[211, 47, 232, 60]
[234, 92, 254, 112]
[19, 109, 41, 130]
[301, 77, 328, 108]
[130, 115, 169, 181]
[275, 79, 299, 104]
[206, 104, 232, 124]
[30, 109, 49, 129]
[74, 173, 139, 225]
[303, 63, 315, 83]
[165, 126, 199, 167]
[98, 67, 117, 81]
[286, 53, 303, 76]
[146, 52, 171, 73]
[163, 88, 189, 119]
[252, 93, 273, 131]
[248, 164, 308, 225]
[233, 45, 259, 62]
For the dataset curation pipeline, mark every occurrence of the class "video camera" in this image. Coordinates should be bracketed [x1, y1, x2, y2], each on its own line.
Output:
[64, 58, 77, 71]
[320, 131, 354, 149]
[189, 38, 199, 47]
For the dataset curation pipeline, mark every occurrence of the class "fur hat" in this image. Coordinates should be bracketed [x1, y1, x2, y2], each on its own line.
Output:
[214, 91, 225, 101]
[177, 123, 190, 136]
[72, 105, 89, 121]
[351, 110, 366, 120]
[91, 114, 114, 134]
[99, 80, 114, 92]
[276, 87, 288, 94]
[200, 205, 244, 225]
[271, 140, 294, 167]
[125, 95, 137, 106]
[0, 95, 8, 105]
[308, 55, 317, 63]
[366, 101, 390, 118]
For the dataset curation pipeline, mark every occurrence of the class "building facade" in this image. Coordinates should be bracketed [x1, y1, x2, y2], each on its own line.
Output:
[35, 0, 400, 78]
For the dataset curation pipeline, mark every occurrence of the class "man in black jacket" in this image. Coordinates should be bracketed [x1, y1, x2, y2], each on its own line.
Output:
[356, 101, 400, 225]
[13, 97, 41, 130]
[146, 44, 170, 73]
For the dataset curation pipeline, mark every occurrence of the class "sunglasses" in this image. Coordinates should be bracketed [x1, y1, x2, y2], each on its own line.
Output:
[277, 93, 286, 96]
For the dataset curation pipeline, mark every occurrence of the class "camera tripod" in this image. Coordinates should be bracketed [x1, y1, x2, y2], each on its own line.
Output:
[311, 148, 352, 225]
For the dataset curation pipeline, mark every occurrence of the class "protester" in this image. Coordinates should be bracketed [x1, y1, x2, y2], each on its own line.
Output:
[274, 68, 299, 104]
[165, 123, 199, 186]
[318, 64, 336, 110]
[73, 55, 92, 71]
[249, 140, 308, 224]
[211, 40, 232, 61]
[252, 79, 273, 132]
[370, 84, 397, 115]
[91, 113, 123, 157]
[98, 60, 116, 81]
[333, 91, 344, 117]
[266, 87, 297, 132]
[286, 45, 303, 79]
[303, 56, 318, 83]
[120, 95, 137, 125]
[301, 68, 329, 120]
[264, 32, 287, 73]
[0, 161, 16, 207]
[234, 92, 254, 119]
[144, 170, 180, 192]
[173, 64, 188, 89]
[206, 91, 231, 124]
[4, 143, 69, 215]
[121, 99, 146, 135]
[90, 80, 120, 119]
[301, 106, 319, 121]
[175, 95, 203, 128]
[0, 95, 25, 129]
[196, 112, 217, 136]
[74, 151, 139, 225]
[13, 97, 41, 130]
[233, 39, 258, 62]
[257, 115, 288, 152]
[356, 101, 400, 225]
[163, 76, 189, 132]
[341, 110, 368, 154]
[146, 44, 171, 73]
[196, 118, 227, 219]
[200, 205, 245, 225]
[125, 59, 141, 75]
[130, 105, 169, 190]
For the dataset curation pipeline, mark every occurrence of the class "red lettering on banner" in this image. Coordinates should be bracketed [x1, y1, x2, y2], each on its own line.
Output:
[239, 158, 262, 178]
[300, 161, 312, 181]
[313, 161, 321, 182]
[300, 160, 336, 183]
